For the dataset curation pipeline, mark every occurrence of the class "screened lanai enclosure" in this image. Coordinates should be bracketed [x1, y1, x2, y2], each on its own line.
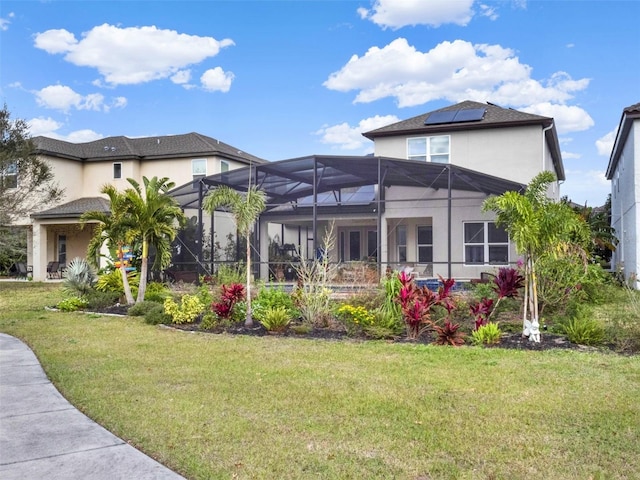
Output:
[167, 155, 525, 284]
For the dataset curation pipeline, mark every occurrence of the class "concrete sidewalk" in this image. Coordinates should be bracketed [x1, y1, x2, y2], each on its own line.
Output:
[0, 333, 185, 480]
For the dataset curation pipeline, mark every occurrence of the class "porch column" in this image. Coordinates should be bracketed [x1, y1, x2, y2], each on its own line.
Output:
[32, 221, 48, 281]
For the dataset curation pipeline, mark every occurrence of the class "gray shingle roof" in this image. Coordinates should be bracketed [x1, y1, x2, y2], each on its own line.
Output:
[33, 132, 266, 165]
[363, 100, 553, 138]
[606, 102, 640, 179]
[31, 197, 110, 219]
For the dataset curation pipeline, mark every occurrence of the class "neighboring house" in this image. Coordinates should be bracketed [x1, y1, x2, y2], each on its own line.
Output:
[606, 102, 640, 287]
[26, 133, 264, 281]
[169, 100, 564, 282]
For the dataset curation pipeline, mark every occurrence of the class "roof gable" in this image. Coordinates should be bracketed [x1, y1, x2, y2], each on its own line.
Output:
[606, 102, 640, 179]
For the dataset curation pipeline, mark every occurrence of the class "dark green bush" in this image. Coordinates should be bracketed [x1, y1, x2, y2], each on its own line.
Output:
[144, 304, 172, 325]
[84, 289, 120, 309]
[128, 300, 162, 317]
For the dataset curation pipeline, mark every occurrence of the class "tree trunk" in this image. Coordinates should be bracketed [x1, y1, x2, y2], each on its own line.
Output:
[245, 235, 253, 327]
[136, 238, 148, 304]
[118, 246, 135, 305]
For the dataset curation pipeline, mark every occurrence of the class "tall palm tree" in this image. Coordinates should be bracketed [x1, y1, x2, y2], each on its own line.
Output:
[81, 184, 136, 304]
[203, 185, 266, 327]
[482, 171, 590, 340]
[124, 176, 186, 303]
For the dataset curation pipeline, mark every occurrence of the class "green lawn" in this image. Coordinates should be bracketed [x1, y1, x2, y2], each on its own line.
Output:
[1, 282, 639, 479]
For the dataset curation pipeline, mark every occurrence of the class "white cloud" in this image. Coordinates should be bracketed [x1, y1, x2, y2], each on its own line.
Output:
[200, 67, 234, 92]
[561, 151, 581, 160]
[358, 0, 474, 29]
[0, 12, 14, 31]
[27, 117, 63, 136]
[596, 128, 618, 157]
[561, 169, 610, 206]
[522, 103, 594, 134]
[324, 38, 592, 133]
[27, 116, 103, 142]
[34, 84, 126, 113]
[478, 4, 499, 20]
[315, 114, 400, 151]
[171, 70, 192, 84]
[33, 24, 235, 86]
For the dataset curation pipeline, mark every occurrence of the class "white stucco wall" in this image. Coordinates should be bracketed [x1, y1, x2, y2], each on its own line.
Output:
[610, 119, 639, 286]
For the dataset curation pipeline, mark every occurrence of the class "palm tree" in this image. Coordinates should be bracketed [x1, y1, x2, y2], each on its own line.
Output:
[81, 184, 136, 304]
[203, 185, 266, 327]
[124, 176, 186, 303]
[482, 171, 590, 340]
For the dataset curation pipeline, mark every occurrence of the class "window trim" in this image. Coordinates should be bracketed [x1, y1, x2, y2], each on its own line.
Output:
[416, 225, 433, 263]
[396, 225, 407, 263]
[463, 221, 509, 266]
[113, 162, 122, 179]
[407, 135, 450, 163]
[220, 160, 229, 173]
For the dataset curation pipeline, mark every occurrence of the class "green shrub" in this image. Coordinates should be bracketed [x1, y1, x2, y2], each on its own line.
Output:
[259, 306, 292, 332]
[363, 309, 404, 339]
[128, 301, 162, 317]
[144, 304, 172, 325]
[57, 296, 88, 312]
[144, 282, 170, 302]
[336, 304, 374, 336]
[562, 314, 606, 346]
[96, 269, 140, 296]
[164, 294, 205, 324]
[214, 263, 246, 285]
[471, 322, 502, 346]
[84, 289, 120, 309]
[252, 287, 299, 322]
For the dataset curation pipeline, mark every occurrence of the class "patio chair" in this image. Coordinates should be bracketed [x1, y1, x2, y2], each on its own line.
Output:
[46, 261, 60, 279]
[15, 262, 29, 279]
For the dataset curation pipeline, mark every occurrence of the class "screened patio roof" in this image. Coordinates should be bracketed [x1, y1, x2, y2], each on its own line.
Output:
[167, 155, 526, 211]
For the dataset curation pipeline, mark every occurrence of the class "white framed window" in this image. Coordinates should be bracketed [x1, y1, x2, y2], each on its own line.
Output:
[220, 160, 229, 173]
[1, 161, 17, 188]
[113, 162, 122, 179]
[417, 225, 433, 263]
[192, 158, 207, 177]
[464, 222, 508, 265]
[396, 225, 407, 263]
[407, 135, 450, 163]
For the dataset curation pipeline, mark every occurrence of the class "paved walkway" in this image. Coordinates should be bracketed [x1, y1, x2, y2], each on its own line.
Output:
[0, 333, 185, 480]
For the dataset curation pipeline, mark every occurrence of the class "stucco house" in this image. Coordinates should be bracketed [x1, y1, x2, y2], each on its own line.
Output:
[26, 133, 264, 281]
[606, 102, 640, 287]
[168, 100, 564, 282]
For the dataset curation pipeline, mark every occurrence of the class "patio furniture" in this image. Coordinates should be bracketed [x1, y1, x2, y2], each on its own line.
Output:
[46, 261, 60, 279]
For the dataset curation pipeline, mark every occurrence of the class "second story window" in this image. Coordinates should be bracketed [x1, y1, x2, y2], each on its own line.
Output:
[221, 160, 229, 173]
[1, 161, 18, 189]
[192, 159, 207, 179]
[113, 163, 122, 179]
[407, 135, 450, 163]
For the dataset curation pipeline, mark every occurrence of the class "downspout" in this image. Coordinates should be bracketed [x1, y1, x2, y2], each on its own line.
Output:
[542, 123, 553, 173]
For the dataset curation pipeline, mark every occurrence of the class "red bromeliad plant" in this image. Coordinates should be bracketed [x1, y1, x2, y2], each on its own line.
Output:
[433, 319, 466, 346]
[397, 272, 460, 341]
[471, 267, 525, 330]
[211, 283, 245, 320]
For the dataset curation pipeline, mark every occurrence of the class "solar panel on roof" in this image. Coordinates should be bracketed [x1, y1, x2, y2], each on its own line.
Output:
[424, 110, 457, 125]
[453, 107, 486, 122]
[424, 107, 486, 125]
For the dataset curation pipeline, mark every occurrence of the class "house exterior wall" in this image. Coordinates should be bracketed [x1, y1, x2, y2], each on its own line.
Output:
[610, 119, 639, 286]
[373, 125, 550, 186]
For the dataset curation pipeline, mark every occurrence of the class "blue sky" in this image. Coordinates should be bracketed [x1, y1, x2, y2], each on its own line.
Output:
[1, 0, 638, 207]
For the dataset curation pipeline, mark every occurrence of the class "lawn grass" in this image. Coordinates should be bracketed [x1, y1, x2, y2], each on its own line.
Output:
[1, 282, 639, 479]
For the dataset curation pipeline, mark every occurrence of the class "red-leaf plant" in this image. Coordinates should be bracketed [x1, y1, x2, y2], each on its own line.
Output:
[211, 283, 245, 320]
[470, 267, 524, 330]
[433, 319, 466, 346]
[397, 272, 460, 341]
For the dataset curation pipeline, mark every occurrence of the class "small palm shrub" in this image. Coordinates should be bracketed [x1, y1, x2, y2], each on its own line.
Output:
[63, 257, 96, 296]
[144, 282, 170, 302]
[471, 322, 502, 346]
[96, 269, 140, 297]
[259, 306, 292, 333]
